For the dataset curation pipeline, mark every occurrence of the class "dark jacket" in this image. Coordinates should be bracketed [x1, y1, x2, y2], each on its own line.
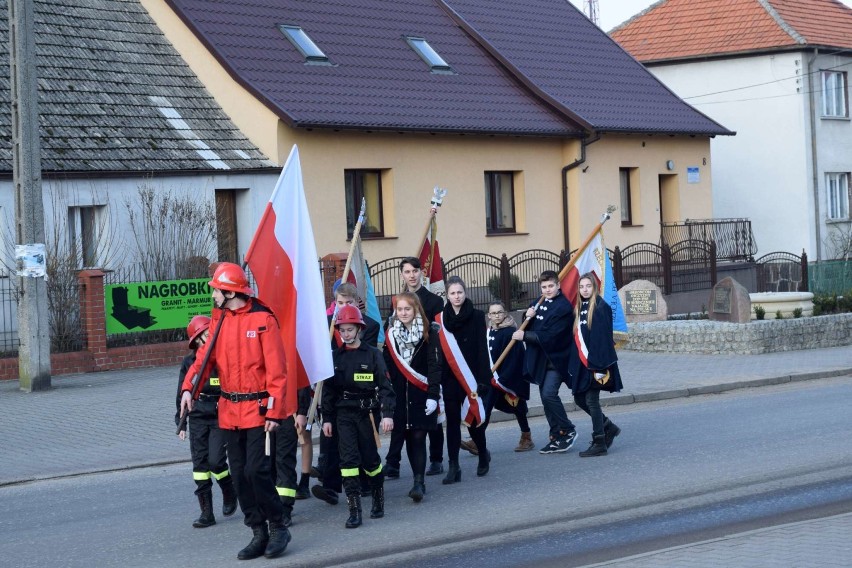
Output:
[439, 299, 491, 394]
[416, 286, 444, 323]
[521, 291, 573, 385]
[323, 342, 395, 422]
[383, 322, 442, 430]
[175, 352, 221, 426]
[569, 296, 624, 394]
[488, 326, 531, 400]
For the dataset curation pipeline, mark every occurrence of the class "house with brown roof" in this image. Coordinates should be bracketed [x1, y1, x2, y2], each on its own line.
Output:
[612, 0, 852, 260]
[141, 0, 731, 263]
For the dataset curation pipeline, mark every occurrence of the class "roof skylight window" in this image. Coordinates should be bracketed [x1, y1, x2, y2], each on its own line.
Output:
[279, 25, 330, 64]
[405, 36, 454, 74]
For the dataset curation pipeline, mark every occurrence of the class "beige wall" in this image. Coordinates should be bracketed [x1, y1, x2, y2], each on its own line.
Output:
[142, 0, 716, 262]
[569, 135, 714, 249]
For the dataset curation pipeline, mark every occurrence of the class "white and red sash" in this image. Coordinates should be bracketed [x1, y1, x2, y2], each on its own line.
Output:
[486, 329, 520, 407]
[436, 313, 486, 427]
[574, 326, 590, 368]
[385, 331, 429, 392]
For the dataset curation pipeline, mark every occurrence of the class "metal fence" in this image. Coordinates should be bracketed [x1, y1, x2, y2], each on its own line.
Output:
[661, 218, 757, 261]
[808, 259, 852, 295]
[755, 251, 808, 292]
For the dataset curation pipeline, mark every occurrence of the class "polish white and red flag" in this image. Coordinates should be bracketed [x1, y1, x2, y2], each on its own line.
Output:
[418, 217, 446, 299]
[244, 145, 334, 417]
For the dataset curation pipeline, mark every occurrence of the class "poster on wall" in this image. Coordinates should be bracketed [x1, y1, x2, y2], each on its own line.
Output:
[105, 278, 213, 334]
[687, 167, 700, 184]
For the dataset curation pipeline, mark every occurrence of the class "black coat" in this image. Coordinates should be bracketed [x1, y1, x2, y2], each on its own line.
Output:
[488, 326, 530, 400]
[569, 296, 624, 394]
[522, 291, 574, 385]
[323, 342, 395, 421]
[383, 323, 442, 430]
[416, 286, 445, 323]
[439, 300, 491, 396]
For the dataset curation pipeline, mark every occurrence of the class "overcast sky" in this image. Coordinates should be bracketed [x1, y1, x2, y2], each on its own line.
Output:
[567, 0, 852, 32]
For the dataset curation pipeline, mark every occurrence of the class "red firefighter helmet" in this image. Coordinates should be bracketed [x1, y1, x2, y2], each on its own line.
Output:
[208, 262, 254, 296]
[186, 315, 211, 348]
[335, 304, 365, 329]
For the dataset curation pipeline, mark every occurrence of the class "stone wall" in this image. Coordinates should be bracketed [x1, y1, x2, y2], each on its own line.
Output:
[623, 313, 852, 354]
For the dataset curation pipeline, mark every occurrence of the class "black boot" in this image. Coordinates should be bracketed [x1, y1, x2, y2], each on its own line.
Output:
[264, 521, 291, 559]
[218, 476, 237, 517]
[280, 496, 294, 528]
[192, 490, 216, 528]
[311, 484, 339, 505]
[426, 461, 444, 476]
[442, 460, 461, 485]
[579, 435, 608, 457]
[408, 474, 425, 502]
[476, 449, 491, 477]
[295, 474, 311, 500]
[370, 483, 385, 519]
[237, 524, 269, 560]
[344, 478, 362, 528]
[384, 463, 400, 479]
[604, 419, 621, 449]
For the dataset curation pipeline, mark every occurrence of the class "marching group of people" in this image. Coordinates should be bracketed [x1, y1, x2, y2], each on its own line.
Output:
[176, 250, 625, 561]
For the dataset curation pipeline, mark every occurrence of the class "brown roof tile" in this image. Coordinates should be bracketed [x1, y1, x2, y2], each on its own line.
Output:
[612, 0, 852, 62]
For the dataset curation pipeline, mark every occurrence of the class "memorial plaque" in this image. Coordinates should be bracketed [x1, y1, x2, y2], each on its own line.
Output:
[625, 289, 657, 315]
[713, 287, 732, 314]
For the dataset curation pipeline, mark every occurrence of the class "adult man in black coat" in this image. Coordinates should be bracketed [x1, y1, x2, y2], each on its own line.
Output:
[384, 257, 445, 478]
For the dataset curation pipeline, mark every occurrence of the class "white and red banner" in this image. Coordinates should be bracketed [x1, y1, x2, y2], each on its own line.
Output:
[436, 313, 486, 427]
[559, 228, 629, 344]
[418, 218, 446, 299]
[244, 145, 334, 417]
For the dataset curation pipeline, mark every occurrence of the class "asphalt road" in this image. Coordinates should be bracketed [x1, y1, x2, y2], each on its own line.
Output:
[2, 377, 851, 568]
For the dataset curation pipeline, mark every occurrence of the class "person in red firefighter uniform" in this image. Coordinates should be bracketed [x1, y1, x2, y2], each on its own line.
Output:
[322, 305, 395, 528]
[180, 262, 291, 561]
[175, 315, 237, 528]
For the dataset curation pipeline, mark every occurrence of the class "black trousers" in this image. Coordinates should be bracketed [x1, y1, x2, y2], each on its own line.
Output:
[386, 418, 443, 468]
[336, 407, 383, 494]
[224, 427, 283, 528]
[442, 379, 487, 463]
[189, 418, 228, 495]
[271, 416, 298, 509]
[318, 424, 343, 493]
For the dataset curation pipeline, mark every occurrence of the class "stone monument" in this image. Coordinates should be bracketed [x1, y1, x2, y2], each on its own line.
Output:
[708, 277, 751, 323]
[618, 279, 667, 322]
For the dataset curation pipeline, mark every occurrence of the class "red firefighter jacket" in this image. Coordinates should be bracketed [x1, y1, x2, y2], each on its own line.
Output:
[182, 299, 288, 429]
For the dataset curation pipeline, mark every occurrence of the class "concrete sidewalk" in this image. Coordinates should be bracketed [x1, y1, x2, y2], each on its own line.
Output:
[1, 345, 850, 486]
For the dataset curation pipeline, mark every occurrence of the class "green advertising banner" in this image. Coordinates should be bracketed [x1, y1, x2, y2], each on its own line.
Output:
[105, 278, 213, 334]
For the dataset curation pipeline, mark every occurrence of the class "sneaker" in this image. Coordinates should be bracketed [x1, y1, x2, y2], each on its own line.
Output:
[539, 438, 560, 454]
[557, 430, 577, 452]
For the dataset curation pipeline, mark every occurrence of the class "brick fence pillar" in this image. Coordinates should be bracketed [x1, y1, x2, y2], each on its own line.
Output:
[78, 269, 107, 369]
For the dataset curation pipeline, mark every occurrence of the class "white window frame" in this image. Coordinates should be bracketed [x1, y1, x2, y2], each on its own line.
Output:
[822, 71, 848, 118]
[826, 172, 850, 220]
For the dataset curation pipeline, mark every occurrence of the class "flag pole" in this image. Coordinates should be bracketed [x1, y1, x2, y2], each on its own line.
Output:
[490, 208, 615, 375]
[307, 198, 367, 428]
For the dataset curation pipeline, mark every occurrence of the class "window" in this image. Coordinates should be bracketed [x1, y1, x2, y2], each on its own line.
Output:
[278, 25, 330, 64]
[620, 168, 633, 225]
[484, 172, 516, 234]
[345, 170, 384, 239]
[822, 71, 848, 118]
[216, 190, 239, 263]
[827, 172, 850, 220]
[404, 36, 453, 73]
[68, 205, 105, 267]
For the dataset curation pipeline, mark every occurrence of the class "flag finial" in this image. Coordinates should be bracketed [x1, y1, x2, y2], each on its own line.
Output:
[431, 186, 448, 207]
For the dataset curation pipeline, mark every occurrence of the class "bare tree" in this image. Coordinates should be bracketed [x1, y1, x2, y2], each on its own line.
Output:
[824, 222, 852, 261]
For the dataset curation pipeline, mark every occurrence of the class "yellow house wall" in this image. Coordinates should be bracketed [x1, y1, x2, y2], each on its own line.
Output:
[566, 135, 714, 249]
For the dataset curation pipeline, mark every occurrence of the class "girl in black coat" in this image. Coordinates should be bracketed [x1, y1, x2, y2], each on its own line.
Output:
[383, 291, 442, 502]
[438, 276, 492, 483]
[569, 273, 624, 457]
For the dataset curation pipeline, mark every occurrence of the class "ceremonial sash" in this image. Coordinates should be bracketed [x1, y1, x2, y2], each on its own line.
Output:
[436, 313, 486, 427]
[385, 330, 429, 392]
[574, 326, 590, 368]
[486, 329, 519, 407]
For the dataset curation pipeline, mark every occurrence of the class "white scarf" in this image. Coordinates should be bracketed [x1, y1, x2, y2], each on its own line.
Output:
[392, 316, 423, 363]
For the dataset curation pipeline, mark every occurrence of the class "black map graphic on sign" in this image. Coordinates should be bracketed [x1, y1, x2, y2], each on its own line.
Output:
[111, 286, 157, 330]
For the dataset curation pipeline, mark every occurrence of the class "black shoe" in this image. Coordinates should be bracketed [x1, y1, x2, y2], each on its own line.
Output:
[263, 521, 291, 559]
[295, 485, 310, 500]
[579, 435, 608, 457]
[426, 461, 444, 476]
[311, 484, 339, 505]
[442, 460, 461, 485]
[345, 493, 363, 528]
[384, 463, 400, 479]
[219, 477, 237, 517]
[476, 450, 491, 477]
[552, 430, 577, 453]
[604, 419, 621, 449]
[408, 475, 425, 502]
[192, 491, 216, 528]
[237, 524, 269, 560]
[370, 485, 385, 519]
[310, 465, 322, 478]
[539, 438, 561, 454]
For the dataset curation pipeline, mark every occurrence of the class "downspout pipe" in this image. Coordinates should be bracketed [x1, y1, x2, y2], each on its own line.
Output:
[562, 133, 601, 251]
[807, 48, 821, 260]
